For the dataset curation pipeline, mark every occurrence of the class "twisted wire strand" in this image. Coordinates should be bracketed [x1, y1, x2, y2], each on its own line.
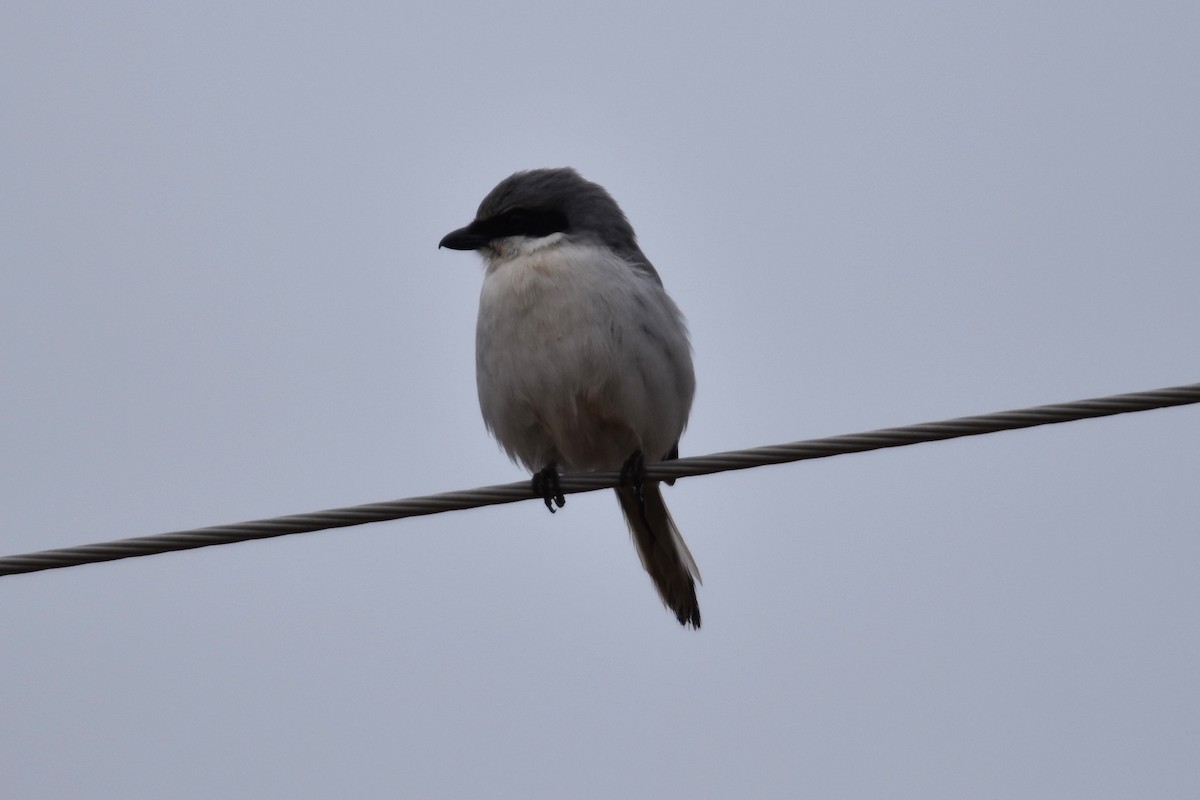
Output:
[2, 382, 1197, 578]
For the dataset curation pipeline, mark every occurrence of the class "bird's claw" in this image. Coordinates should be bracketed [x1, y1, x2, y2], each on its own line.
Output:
[532, 466, 566, 513]
[662, 443, 679, 486]
[620, 450, 647, 508]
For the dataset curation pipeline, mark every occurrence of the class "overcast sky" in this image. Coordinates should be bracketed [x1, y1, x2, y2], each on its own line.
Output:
[3, 3, 1198, 798]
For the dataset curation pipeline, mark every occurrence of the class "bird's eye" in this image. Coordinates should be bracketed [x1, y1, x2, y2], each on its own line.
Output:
[480, 205, 568, 239]
[491, 207, 568, 239]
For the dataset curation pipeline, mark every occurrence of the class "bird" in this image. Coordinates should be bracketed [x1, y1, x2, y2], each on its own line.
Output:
[439, 167, 702, 628]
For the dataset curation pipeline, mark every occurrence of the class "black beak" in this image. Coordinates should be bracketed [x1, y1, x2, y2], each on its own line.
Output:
[439, 222, 490, 251]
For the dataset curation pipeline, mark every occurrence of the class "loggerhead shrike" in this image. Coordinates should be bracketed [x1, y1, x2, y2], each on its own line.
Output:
[439, 168, 702, 628]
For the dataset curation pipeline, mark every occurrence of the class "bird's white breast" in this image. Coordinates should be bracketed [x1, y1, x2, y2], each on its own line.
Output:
[474, 239, 693, 472]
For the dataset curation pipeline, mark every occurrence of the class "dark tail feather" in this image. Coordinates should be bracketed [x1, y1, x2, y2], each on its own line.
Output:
[615, 484, 702, 628]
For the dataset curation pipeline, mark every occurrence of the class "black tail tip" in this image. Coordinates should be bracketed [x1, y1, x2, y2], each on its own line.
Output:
[676, 607, 702, 629]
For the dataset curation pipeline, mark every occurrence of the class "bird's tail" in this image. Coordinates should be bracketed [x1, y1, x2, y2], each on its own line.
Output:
[616, 484, 702, 628]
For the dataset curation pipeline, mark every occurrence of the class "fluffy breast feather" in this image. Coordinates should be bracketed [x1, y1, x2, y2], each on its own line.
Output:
[475, 240, 694, 471]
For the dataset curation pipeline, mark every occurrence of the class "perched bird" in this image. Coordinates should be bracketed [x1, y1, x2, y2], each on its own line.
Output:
[439, 168, 702, 627]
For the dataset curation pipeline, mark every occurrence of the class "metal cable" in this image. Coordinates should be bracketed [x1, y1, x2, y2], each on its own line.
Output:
[2, 381, 1197, 577]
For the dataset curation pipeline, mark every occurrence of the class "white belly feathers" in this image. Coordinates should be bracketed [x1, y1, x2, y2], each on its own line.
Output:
[474, 240, 693, 472]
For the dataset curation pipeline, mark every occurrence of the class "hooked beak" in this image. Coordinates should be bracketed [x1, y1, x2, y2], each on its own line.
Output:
[438, 222, 491, 251]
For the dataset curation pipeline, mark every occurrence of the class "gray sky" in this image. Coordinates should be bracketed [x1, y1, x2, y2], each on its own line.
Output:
[3, 2, 1198, 798]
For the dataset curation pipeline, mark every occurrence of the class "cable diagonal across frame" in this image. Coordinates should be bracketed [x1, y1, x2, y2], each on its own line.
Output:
[2, 382, 1197, 577]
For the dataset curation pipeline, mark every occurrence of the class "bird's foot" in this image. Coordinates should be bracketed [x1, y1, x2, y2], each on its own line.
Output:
[662, 443, 679, 486]
[619, 450, 655, 545]
[532, 465, 566, 513]
[619, 450, 647, 508]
